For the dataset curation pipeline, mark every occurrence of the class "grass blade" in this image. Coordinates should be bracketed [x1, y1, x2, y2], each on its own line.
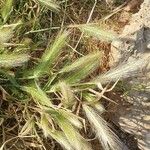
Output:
[0, 53, 29, 68]
[54, 114, 90, 150]
[0, 21, 22, 45]
[59, 81, 75, 108]
[19, 117, 34, 136]
[60, 52, 100, 73]
[61, 52, 101, 84]
[83, 93, 105, 113]
[78, 24, 117, 42]
[1, 0, 13, 22]
[58, 109, 83, 129]
[83, 104, 122, 150]
[23, 85, 52, 107]
[94, 56, 150, 85]
[39, 113, 73, 150]
[49, 131, 73, 150]
[37, 0, 60, 11]
[33, 30, 69, 78]
[45, 107, 91, 150]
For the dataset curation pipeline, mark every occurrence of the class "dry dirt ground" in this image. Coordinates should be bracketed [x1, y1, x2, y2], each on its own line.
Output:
[109, 0, 150, 150]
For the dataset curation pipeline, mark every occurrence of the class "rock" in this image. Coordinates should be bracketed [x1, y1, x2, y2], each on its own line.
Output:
[110, 0, 150, 68]
[118, 89, 150, 150]
[109, 0, 150, 149]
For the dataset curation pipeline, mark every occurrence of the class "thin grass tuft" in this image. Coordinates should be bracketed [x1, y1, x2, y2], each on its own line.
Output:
[83, 104, 123, 150]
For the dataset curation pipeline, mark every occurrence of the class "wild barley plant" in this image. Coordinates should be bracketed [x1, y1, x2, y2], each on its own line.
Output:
[0, 0, 148, 150]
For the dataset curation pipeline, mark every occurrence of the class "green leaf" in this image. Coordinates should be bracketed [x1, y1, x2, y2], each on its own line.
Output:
[1, 0, 13, 22]
[39, 113, 73, 150]
[54, 114, 86, 150]
[49, 131, 73, 150]
[45, 108, 91, 150]
[0, 53, 29, 68]
[48, 53, 101, 92]
[78, 24, 117, 42]
[58, 109, 83, 129]
[37, 0, 60, 11]
[33, 30, 69, 78]
[62, 52, 101, 84]
[40, 113, 54, 137]
[60, 52, 100, 73]
[23, 85, 52, 107]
